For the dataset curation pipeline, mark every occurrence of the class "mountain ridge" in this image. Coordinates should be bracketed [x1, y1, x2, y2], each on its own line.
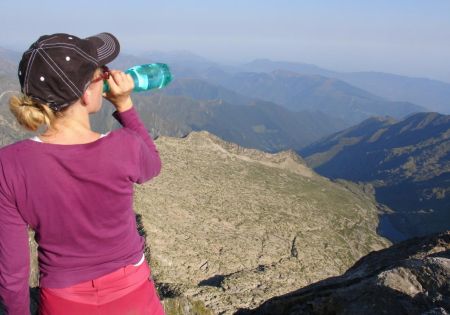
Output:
[199, 68, 426, 125]
[242, 59, 450, 114]
[300, 112, 450, 242]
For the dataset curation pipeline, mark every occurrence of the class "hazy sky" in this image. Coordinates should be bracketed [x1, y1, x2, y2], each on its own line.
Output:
[1, 0, 449, 82]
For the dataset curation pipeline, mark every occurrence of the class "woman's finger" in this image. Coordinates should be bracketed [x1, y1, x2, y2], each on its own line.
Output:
[106, 74, 119, 92]
[126, 74, 135, 90]
[104, 70, 134, 96]
[110, 70, 125, 84]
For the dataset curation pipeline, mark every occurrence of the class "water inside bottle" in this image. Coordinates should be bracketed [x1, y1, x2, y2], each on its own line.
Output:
[152, 63, 172, 89]
[128, 64, 172, 92]
[103, 63, 172, 93]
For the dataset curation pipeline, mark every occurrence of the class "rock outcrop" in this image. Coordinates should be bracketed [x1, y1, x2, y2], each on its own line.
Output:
[235, 231, 450, 315]
[134, 131, 391, 314]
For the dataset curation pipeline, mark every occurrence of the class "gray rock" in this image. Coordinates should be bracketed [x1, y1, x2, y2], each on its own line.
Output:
[235, 231, 449, 315]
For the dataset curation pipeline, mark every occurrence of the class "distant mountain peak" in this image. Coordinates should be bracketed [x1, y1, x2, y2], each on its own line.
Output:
[246, 58, 326, 70]
[269, 69, 317, 78]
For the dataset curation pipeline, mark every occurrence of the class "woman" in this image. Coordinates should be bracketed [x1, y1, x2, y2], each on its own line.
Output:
[0, 33, 165, 314]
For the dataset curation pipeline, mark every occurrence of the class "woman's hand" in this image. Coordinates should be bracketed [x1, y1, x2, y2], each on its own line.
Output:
[103, 70, 135, 112]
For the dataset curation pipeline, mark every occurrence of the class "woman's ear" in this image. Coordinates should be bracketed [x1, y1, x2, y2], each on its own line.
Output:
[81, 89, 90, 106]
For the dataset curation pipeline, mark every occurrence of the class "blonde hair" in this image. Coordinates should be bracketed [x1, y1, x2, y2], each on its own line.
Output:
[8, 94, 68, 132]
[8, 67, 101, 132]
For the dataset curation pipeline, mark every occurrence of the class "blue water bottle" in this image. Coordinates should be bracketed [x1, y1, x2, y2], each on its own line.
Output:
[103, 63, 172, 93]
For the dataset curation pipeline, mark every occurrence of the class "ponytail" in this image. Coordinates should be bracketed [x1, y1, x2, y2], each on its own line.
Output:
[8, 94, 65, 132]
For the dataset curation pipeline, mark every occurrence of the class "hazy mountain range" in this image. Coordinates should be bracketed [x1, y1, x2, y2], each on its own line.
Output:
[243, 59, 450, 114]
[108, 50, 449, 115]
[196, 68, 425, 125]
[3, 47, 450, 115]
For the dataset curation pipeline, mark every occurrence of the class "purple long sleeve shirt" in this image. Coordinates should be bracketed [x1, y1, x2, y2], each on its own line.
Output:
[0, 106, 162, 314]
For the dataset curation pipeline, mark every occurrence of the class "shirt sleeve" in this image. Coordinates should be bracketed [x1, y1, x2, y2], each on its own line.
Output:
[0, 160, 30, 315]
[112, 106, 162, 184]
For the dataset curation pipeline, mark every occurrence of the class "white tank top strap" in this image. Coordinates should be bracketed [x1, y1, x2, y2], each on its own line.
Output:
[30, 136, 42, 142]
[29, 132, 110, 142]
[132, 253, 145, 267]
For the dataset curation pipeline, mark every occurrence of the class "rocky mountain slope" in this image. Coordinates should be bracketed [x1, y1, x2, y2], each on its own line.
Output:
[236, 230, 450, 315]
[129, 130, 391, 314]
[300, 112, 450, 242]
[0, 128, 391, 314]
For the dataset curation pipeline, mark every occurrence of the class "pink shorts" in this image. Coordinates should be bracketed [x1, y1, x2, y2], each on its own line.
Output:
[39, 260, 165, 315]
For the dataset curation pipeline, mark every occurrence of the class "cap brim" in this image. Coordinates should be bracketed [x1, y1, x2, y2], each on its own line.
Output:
[85, 32, 120, 66]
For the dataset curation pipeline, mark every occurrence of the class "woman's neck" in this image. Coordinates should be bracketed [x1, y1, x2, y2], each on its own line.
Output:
[38, 100, 100, 144]
[45, 100, 93, 134]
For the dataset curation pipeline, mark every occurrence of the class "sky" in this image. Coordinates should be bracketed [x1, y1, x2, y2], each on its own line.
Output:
[1, 0, 449, 82]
